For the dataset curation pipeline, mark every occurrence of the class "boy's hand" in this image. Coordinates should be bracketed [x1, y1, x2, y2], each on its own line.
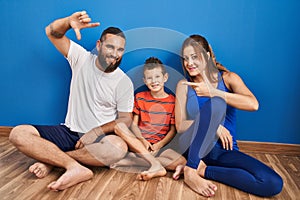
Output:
[141, 140, 154, 152]
[69, 11, 100, 40]
[151, 143, 162, 151]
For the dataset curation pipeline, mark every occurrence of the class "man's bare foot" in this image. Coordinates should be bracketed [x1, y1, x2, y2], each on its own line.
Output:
[184, 166, 217, 197]
[137, 165, 167, 181]
[173, 164, 185, 180]
[47, 165, 93, 191]
[29, 162, 53, 178]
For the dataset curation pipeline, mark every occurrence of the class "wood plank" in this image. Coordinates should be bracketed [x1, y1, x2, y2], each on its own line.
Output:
[0, 135, 299, 199]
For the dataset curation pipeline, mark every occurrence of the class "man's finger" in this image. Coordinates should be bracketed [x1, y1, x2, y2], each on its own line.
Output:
[87, 22, 100, 28]
[80, 10, 87, 16]
[75, 141, 80, 149]
[74, 28, 82, 40]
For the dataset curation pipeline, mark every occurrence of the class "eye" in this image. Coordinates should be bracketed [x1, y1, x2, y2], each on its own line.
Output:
[105, 44, 114, 50]
[117, 48, 124, 53]
[191, 55, 198, 60]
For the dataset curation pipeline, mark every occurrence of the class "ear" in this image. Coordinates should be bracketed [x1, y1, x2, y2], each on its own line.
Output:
[96, 40, 101, 52]
[143, 77, 146, 84]
[163, 73, 169, 83]
[207, 52, 210, 58]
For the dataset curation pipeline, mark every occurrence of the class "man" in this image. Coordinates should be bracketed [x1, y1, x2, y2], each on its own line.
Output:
[9, 11, 134, 191]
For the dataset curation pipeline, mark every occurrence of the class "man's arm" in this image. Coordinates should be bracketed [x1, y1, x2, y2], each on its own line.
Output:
[94, 112, 133, 136]
[75, 112, 132, 149]
[45, 11, 100, 57]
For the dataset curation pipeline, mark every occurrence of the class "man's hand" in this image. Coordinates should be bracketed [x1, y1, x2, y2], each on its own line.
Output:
[69, 11, 100, 40]
[217, 125, 233, 150]
[75, 129, 100, 149]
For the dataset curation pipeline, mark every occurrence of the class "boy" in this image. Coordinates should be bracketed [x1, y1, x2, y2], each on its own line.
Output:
[114, 57, 186, 180]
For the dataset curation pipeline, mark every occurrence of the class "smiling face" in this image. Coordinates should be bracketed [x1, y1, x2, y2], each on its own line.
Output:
[96, 33, 125, 72]
[182, 45, 208, 77]
[143, 67, 168, 93]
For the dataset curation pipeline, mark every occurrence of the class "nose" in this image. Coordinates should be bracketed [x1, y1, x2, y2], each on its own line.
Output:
[185, 58, 193, 67]
[111, 49, 118, 58]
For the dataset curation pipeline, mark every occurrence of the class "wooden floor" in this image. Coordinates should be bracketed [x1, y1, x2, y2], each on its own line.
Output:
[0, 130, 300, 200]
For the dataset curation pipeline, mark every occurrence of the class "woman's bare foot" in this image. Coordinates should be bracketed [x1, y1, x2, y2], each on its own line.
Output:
[137, 165, 167, 181]
[173, 164, 185, 180]
[29, 162, 53, 178]
[197, 160, 207, 177]
[184, 165, 217, 197]
[47, 165, 93, 191]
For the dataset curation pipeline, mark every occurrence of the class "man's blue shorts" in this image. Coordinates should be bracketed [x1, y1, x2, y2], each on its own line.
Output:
[33, 125, 80, 152]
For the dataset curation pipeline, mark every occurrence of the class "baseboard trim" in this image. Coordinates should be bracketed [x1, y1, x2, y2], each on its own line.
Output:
[0, 126, 13, 137]
[238, 140, 300, 155]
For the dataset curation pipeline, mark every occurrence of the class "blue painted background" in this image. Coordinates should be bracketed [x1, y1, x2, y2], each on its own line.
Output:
[1, 0, 299, 144]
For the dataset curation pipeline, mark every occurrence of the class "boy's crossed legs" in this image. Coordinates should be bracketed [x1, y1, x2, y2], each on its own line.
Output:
[113, 123, 186, 180]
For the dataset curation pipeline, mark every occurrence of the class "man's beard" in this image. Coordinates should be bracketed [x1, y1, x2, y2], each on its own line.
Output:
[98, 52, 122, 73]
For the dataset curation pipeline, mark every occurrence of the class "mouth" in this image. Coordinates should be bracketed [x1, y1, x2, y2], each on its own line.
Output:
[107, 57, 117, 64]
[150, 83, 160, 88]
[187, 66, 198, 71]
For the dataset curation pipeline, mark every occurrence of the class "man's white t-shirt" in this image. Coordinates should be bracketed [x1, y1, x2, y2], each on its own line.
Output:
[64, 41, 134, 133]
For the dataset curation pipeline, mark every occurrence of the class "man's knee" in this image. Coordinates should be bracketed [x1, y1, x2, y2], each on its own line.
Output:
[9, 125, 39, 145]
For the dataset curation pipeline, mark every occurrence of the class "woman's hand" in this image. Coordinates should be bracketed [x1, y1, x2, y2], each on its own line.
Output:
[183, 71, 226, 99]
[183, 71, 216, 97]
[217, 125, 233, 150]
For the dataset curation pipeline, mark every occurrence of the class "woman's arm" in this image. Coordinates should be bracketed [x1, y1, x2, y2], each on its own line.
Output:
[184, 72, 259, 111]
[221, 71, 259, 111]
[175, 80, 194, 133]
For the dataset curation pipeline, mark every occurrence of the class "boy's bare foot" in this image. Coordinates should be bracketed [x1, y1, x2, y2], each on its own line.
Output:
[137, 165, 167, 181]
[29, 162, 53, 178]
[173, 164, 185, 180]
[184, 165, 217, 197]
[47, 165, 93, 191]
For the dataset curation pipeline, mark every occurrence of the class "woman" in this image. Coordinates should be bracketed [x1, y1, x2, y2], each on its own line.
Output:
[175, 35, 283, 197]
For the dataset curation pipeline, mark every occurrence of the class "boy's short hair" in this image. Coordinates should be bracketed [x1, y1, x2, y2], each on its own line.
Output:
[143, 57, 166, 75]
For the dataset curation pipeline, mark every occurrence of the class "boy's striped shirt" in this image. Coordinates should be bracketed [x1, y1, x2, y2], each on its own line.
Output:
[133, 91, 175, 144]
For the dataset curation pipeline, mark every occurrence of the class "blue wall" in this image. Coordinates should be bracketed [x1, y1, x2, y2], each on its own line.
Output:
[1, 0, 299, 144]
